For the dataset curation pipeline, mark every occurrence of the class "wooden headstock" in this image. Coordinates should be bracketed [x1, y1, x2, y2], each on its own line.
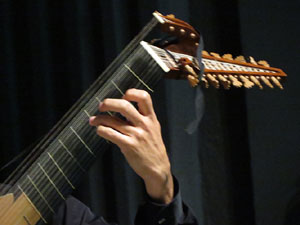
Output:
[153, 11, 200, 57]
[152, 12, 287, 90]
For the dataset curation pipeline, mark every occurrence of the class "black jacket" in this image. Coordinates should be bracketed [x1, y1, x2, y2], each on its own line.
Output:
[52, 178, 198, 225]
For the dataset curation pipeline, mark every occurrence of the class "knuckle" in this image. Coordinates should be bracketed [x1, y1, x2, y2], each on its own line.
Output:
[137, 118, 148, 129]
[140, 91, 150, 101]
[134, 129, 145, 140]
[127, 139, 136, 148]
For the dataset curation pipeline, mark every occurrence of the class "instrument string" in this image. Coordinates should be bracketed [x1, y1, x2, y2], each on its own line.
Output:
[9, 47, 163, 221]
[3, 17, 158, 193]
[5, 50, 161, 224]
[1, 20, 159, 221]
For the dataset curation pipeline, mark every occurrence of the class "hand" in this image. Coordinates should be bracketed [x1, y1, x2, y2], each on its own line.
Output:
[89, 88, 174, 204]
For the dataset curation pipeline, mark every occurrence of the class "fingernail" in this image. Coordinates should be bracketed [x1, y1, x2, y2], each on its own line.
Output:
[89, 116, 96, 125]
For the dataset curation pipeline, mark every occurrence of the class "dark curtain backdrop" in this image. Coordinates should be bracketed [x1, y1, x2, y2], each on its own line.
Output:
[1, 1, 299, 225]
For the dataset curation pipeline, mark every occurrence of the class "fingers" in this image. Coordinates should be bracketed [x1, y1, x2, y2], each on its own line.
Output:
[123, 89, 155, 116]
[89, 115, 134, 136]
[95, 125, 131, 147]
[99, 98, 143, 125]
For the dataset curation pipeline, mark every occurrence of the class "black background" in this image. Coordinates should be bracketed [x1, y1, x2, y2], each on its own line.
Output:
[0, 1, 299, 225]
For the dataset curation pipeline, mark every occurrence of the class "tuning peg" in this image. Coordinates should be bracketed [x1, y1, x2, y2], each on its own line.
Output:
[184, 65, 198, 76]
[201, 77, 209, 88]
[258, 60, 270, 67]
[228, 75, 243, 88]
[166, 14, 175, 18]
[217, 74, 231, 89]
[260, 76, 274, 88]
[202, 50, 210, 56]
[235, 55, 246, 63]
[250, 76, 263, 89]
[187, 75, 199, 87]
[210, 52, 221, 58]
[206, 73, 220, 88]
[249, 56, 258, 65]
[249, 76, 263, 89]
[270, 77, 283, 89]
[239, 75, 255, 88]
[222, 54, 233, 60]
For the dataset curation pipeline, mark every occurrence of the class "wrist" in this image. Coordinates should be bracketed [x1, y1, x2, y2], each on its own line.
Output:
[143, 168, 174, 204]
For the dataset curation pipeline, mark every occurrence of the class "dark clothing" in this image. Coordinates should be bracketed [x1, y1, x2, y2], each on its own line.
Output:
[52, 178, 198, 225]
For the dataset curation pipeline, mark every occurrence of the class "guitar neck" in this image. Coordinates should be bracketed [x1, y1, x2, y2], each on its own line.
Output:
[7, 41, 167, 224]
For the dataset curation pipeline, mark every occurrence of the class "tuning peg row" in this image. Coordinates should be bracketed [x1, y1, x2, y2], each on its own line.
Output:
[203, 51, 272, 67]
[202, 74, 283, 90]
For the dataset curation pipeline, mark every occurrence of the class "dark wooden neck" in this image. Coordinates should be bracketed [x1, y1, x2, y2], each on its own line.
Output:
[9, 40, 167, 224]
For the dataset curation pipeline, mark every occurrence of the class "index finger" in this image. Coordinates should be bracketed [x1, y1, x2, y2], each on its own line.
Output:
[123, 89, 155, 116]
[100, 98, 143, 126]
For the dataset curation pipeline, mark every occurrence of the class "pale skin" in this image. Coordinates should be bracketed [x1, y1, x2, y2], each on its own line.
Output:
[89, 88, 174, 204]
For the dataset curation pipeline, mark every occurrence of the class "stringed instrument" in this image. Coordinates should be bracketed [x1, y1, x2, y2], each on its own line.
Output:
[0, 12, 286, 225]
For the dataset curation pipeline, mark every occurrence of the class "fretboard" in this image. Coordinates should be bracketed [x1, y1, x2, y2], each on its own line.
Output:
[9, 40, 168, 224]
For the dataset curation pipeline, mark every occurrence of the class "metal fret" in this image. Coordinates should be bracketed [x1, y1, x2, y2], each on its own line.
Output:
[58, 139, 86, 172]
[111, 80, 125, 96]
[47, 152, 76, 190]
[70, 126, 95, 156]
[38, 163, 66, 200]
[23, 216, 32, 225]
[124, 64, 154, 92]
[26, 175, 54, 213]
[84, 109, 91, 117]
[18, 185, 48, 224]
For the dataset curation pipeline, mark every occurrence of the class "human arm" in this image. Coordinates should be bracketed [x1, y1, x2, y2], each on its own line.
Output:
[88, 88, 199, 225]
[89, 88, 173, 204]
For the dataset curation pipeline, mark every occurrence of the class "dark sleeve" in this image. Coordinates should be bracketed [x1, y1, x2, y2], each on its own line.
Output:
[135, 177, 199, 225]
[52, 196, 113, 225]
[52, 177, 198, 225]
